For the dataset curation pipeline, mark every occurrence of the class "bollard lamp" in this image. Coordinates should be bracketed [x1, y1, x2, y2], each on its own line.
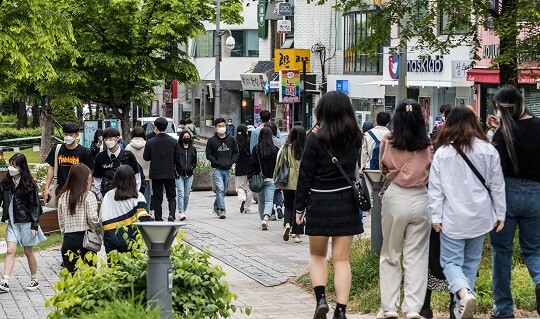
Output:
[363, 170, 384, 254]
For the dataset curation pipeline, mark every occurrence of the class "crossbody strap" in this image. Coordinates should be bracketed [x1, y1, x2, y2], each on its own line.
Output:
[367, 130, 379, 144]
[326, 149, 355, 189]
[256, 146, 265, 178]
[53, 144, 61, 183]
[451, 143, 491, 195]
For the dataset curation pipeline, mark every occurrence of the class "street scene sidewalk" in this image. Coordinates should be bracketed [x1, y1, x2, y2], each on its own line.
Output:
[0, 190, 375, 318]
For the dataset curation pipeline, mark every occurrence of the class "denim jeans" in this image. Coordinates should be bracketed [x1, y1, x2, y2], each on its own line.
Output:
[143, 180, 151, 211]
[490, 178, 540, 317]
[273, 189, 283, 207]
[440, 232, 485, 300]
[212, 168, 231, 211]
[176, 175, 194, 213]
[258, 180, 275, 220]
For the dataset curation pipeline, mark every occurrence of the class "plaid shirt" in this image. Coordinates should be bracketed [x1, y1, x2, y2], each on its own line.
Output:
[58, 191, 101, 234]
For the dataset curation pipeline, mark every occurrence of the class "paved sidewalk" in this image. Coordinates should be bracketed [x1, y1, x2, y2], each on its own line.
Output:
[0, 190, 375, 318]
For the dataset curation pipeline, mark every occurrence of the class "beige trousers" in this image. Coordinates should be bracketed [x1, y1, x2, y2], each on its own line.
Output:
[235, 176, 252, 212]
[379, 183, 430, 314]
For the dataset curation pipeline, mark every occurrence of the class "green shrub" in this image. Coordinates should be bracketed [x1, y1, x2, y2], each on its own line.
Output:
[78, 295, 161, 319]
[46, 232, 241, 319]
[194, 161, 212, 173]
[0, 127, 43, 142]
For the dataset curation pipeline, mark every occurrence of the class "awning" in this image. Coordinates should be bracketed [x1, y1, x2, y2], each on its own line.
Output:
[360, 80, 452, 88]
[467, 68, 540, 84]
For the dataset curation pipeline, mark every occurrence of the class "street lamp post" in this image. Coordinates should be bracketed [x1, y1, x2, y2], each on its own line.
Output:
[214, 0, 221, 119]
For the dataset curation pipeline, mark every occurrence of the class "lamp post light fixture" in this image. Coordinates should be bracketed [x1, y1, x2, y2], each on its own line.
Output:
[214, 0, 235, 119]
[134, 221, 186, 319]
[363, 170, 384, 253]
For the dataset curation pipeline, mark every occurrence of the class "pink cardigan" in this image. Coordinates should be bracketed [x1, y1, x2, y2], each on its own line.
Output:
[379, 134, 433, 187]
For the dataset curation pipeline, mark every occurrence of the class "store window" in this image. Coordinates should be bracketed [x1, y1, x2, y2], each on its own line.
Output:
[344, 10, 387, 74]
[410, 0, 429, 36]
[230, 30, 260, 57]
[190, 31, 214, 58]
[439, 8, 469, 34]
[523, 87, 540, 117]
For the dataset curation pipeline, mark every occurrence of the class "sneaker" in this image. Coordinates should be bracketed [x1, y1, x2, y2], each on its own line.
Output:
[213, 207, 219, 216]
[179, 213, 186, 221]
[269, 214, 277, 221]
[314, 297, 329, 319]
[454, 292, 476, 319]
[294, 235, 302, 243]
[376, 310, 399, 319]
[283, 225, 291, 241]
[404, 311, 421, 319]
[167, 216, 175, 222]
[219, 210, 226, 219]
[261, 220, 268, 230]
[25, 280, 39, 291]
[0, 281, 9, 293]
[240, 201, 245, 213]
[276, 206, 284, 219]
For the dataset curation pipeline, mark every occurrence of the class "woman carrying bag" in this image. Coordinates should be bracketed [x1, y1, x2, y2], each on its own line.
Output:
[273, 125, 306, 243]
[57, 163, 101, 274]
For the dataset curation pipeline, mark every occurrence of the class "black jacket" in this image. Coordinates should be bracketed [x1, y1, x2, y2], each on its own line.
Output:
[143, 133, 182, 179]
[0, 182, 41, 230]
[235, 138, 251, 176]
[177, 144, 197, 177]
[205, 133, 239, 170]
[248, 144, 278, 180]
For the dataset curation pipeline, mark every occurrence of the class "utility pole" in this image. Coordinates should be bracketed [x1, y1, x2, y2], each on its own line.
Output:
[302, 59, 307, 128]
[396, 36, 407, 106]
[214, 0, 221, 119]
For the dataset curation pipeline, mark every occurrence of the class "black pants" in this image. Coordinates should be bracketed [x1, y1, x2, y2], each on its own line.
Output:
[283, 189, 304, 234]
[61, 231, 96, 274]
[152, 178, 176, 221]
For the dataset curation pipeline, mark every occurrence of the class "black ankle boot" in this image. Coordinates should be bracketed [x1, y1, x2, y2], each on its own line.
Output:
[333, 310, 347, 319]
[313, 297, 329, 319]
[419, 307, 433, 319]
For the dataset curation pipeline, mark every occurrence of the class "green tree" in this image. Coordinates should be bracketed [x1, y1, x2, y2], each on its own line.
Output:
[49, 0, 243, 141]
[329, 0, 540, 85]
[0, 0, 74, 90]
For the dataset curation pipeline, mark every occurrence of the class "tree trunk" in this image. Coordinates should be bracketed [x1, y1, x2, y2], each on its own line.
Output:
[40, 103, 54, 163]
[32, 102, 40, 128]
[118, 105, 132, 144]
[498, 0, 519, 85]
[16, 101, 28, 129]
[95, 103, 101, 120]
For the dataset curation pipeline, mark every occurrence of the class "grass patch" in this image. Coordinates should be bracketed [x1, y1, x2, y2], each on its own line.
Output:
[4, 148, 43, 164]
[0, 222, 62, 260]
[296, 237, 537, 317]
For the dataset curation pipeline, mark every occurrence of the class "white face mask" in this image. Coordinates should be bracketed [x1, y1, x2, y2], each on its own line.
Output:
[105, 140, 117, 149]
[8, 165, 20, 177]
[64, 136, 76, 145]
[217, 127, 226, 135]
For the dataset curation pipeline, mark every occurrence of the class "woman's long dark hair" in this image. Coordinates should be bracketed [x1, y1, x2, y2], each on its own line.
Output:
[236, 124, 249, 154]
[1, 153, 36, 192]
[285, 125, 306, 160]
[313, 91, 362, 151]
[433, 106, 489, 152]
[113, 165, 139, 201]
[257, 127, 277, 158]
[60, 163, 91, 215]
[389, 99, 431, 151]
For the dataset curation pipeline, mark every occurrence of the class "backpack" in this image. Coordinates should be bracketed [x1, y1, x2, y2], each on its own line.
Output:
[100, 150, 129, 196]
[367, 130, 380, 170]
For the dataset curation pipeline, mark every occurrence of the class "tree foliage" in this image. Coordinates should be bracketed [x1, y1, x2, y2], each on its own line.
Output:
[45, 0, 244, 140]
[326, 0, 540, 84]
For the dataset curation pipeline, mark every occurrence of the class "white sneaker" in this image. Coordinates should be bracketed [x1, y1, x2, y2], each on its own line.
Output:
[179, 213, 186, 221]
[261, 220, 268, 230]
[25, 280, 39, 291]
[404, 311, 421, 319]
[454, 292, 476, 319]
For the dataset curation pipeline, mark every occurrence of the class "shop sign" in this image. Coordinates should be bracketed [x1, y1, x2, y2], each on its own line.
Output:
[274, 48, 310, 72]
[277, 20, 292, 34]
[336, 80, 349, 94]
[407, 55, 444, 73]
[451, 60, 471, 78]
[258, 0, 268, 38]
[483, 44, 499, 59]
[269, 81, 280, 89]
[240, 73, 268, 91]
[277, 2, 293, 16]
[279, 69, 300, 103]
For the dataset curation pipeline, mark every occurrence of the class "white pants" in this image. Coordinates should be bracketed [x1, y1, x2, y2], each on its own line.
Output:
[379, 183, 430, 314]
[235, 176, 252, 212]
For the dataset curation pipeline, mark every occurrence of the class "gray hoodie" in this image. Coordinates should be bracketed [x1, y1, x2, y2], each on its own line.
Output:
[126, 137, 150, 180]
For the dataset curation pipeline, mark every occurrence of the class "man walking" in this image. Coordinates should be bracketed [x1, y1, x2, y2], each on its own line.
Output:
[361, 112, 390, 171]
[206, 118, 239, 219]
[93, 127, 141, 199]
[143, 117, 182, 221]
[43, 122, 95, 203]
[249, 110, 281, 152]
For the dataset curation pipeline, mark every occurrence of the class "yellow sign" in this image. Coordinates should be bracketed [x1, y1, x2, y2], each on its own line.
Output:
[274, 49, 311, 72]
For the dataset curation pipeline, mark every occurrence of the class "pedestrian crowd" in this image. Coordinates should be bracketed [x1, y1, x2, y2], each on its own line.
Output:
[0, 85, 538, 319]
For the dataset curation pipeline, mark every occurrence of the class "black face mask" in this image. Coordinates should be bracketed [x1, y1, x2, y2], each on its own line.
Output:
[182, 138, 191, 144]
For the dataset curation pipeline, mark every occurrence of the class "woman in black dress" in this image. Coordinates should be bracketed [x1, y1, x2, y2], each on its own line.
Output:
[294, 91, 364, 319]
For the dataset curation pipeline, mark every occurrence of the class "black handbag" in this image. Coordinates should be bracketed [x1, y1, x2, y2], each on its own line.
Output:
[275, 147, 290, 188]
[249, 148, 266, 192]
[326, 149, 371, 211]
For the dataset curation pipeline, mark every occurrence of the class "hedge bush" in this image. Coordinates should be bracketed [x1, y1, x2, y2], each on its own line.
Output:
[0, 127, 42, 141]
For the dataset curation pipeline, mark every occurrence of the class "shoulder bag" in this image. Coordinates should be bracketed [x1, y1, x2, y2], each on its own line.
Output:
[379, 151, 416, 203]
[275, 146, 290, 188]
[45, 144, 61, 208]
[249, 148, 266, 193]
[82, 196, 103, 253]
[326, 149, 371, 211]
[451, 144, 491, 196]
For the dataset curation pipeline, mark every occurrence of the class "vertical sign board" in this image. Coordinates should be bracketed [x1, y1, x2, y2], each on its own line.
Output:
[279, 70, 301, 103]
[83, 120, 99, 149]
[258, 0, 268, 38]
[274, 49, 311, 72]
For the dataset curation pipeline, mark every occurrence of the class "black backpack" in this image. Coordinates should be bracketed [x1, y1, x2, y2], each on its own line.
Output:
[367, 130, 380, 170]
[100, 150, 128, 196]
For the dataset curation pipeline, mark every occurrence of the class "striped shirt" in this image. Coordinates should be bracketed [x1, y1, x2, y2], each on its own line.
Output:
[57, 191, 101, 234]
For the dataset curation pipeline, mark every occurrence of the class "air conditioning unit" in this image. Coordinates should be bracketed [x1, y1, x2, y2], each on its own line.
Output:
[206, 83, 214, 99]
